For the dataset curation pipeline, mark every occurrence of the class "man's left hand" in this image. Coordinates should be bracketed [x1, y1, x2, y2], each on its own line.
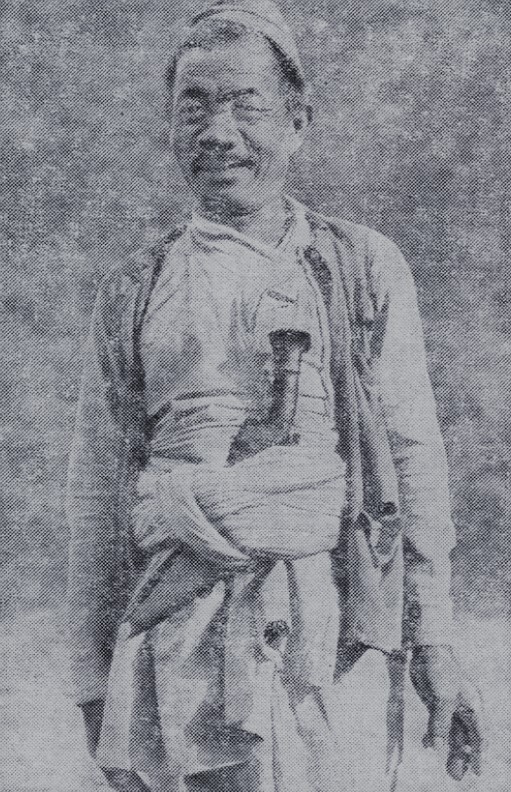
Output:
[410, 645, 484, 780]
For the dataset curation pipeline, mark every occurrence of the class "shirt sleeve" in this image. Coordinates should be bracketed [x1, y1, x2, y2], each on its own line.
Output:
[66, 298, 125, 705]
[372, 236, 456, 647]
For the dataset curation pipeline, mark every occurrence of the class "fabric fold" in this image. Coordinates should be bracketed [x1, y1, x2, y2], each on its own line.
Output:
[129, 447, 344, 694]
[97, 197, 349, 782]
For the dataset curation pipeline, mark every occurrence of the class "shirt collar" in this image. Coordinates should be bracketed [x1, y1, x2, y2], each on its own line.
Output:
[190, 195, 311, 262]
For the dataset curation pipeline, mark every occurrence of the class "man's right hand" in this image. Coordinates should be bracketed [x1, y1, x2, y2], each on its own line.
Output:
[410, 646, 484, 779]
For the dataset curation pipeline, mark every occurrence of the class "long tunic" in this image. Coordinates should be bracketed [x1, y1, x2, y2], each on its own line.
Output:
[68, 197, 458, 792]
[97, 201, 356, 790]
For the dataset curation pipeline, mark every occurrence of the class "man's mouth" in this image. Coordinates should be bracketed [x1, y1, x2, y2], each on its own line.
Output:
[192, 158, 255, 175]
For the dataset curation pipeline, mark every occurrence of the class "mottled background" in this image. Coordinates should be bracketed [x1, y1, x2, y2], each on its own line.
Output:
[1, 0, 510, 789]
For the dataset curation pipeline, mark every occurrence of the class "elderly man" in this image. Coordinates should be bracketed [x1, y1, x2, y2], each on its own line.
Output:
[67, 2, 482, 791]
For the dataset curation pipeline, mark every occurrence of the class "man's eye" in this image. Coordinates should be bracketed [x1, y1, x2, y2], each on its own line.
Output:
[233, 100, 270, 121]
[179, 100, 206, 119]
[234, 99, 264, 113]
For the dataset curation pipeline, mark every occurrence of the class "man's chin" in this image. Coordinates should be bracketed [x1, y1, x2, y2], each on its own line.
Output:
[194, 181, 260, 215]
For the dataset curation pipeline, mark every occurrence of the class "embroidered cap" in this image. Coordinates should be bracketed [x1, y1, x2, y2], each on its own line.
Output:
[189, 0, 305, 87]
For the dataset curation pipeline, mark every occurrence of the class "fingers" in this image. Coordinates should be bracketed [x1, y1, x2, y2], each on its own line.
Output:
[447, 754, 471, 783]
[450, 678, 484, 778]
[431, 694, 484, 781]
[450, 704, 483, 778]
[409, 648, 484, 781]
[447, 712, 473, 781]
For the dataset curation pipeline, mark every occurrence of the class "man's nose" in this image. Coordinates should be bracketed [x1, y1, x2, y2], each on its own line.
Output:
[197, 107, 240, 151]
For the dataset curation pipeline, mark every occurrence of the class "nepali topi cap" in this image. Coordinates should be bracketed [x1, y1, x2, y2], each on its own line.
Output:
[188, 0, 305, 86]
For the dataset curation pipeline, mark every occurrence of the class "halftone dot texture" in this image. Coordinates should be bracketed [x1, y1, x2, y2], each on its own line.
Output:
[2, 0, 510, 790]
[189, 0, 306, 84]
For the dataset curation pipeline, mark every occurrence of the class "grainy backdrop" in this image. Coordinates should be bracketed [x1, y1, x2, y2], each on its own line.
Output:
[1, 0, 510, 622]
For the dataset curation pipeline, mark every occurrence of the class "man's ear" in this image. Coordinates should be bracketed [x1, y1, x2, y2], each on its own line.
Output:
[295, 104, 313, 128]
[289, 104, 312, 154]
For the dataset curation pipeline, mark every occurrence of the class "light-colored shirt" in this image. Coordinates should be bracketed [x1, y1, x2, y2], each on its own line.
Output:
[95, 202, 347, 776]
[141, 202, 339, 464]
[67, 198, 456, 710]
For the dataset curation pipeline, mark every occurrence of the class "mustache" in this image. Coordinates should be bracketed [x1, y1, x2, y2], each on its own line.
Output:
[191, 155, 255, 175]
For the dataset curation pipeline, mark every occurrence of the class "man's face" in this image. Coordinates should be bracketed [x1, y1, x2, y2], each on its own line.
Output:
[170, 36, 305, 216]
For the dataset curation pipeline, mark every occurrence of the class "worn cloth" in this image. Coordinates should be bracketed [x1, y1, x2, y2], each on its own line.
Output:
[67, 200, 456, 711]
[96, 204, 347, 785]
[100, 642, 398, 792]
[137, 450, 343, 553]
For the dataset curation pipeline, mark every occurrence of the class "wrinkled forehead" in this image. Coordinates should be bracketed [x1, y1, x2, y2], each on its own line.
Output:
[173, 36, 284, 99]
